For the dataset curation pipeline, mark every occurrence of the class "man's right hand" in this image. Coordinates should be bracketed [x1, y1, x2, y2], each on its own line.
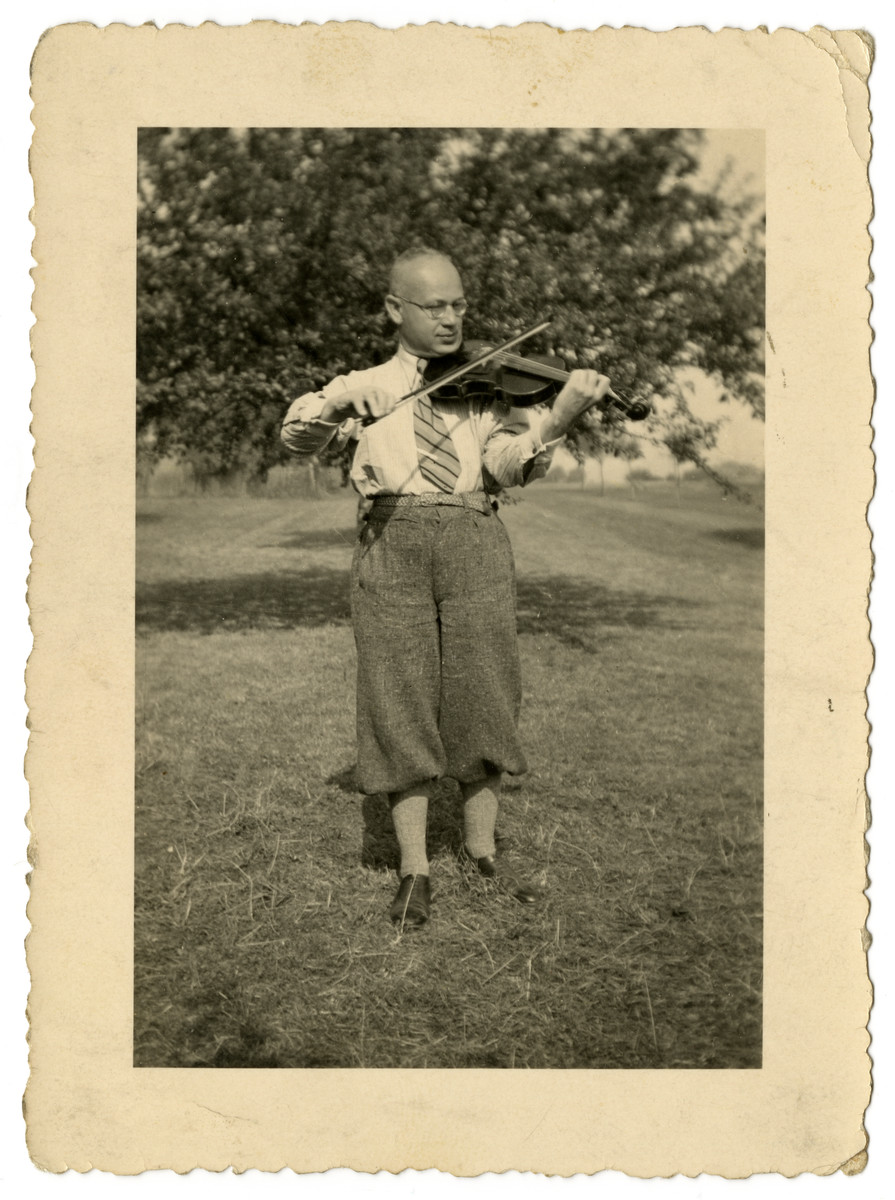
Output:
[320, 387, 399, 424]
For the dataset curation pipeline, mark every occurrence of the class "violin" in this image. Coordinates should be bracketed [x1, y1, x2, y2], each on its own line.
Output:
[422, 338, 651, 422]
[360, 320, 650, 426]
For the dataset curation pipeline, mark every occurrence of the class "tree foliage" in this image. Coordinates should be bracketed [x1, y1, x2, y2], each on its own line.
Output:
[137, 128, 764, 484]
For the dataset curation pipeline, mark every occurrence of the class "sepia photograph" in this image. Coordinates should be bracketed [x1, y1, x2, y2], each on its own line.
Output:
[25, 20, 872, 1176]
[134, 125, 765, 1071]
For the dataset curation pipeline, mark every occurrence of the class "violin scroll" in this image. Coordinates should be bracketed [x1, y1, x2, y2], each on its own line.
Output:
[599, 392, 651, 422]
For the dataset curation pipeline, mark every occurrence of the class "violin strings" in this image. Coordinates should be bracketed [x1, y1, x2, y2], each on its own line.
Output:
[493, 351, 567, 382]
[493, 349, 637, 409]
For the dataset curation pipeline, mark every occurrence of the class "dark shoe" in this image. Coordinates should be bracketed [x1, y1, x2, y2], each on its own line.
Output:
[389, 874, 431, 928]
[466, 852, 543, 904]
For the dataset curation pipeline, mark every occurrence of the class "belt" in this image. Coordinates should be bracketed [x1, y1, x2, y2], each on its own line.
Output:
[370, 491, 494, 513]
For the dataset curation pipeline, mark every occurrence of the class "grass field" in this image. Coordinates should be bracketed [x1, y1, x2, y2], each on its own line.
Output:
[135, 481, 763, 1069]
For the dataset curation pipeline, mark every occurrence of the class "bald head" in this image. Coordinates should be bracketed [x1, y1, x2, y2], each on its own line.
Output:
[385, 249, 466, 358]
[388, 248, 460, 295]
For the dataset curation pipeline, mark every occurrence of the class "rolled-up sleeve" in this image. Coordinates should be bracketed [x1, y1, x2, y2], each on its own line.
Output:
[280, 382, 359, 458]
[480, 403, 561, 488]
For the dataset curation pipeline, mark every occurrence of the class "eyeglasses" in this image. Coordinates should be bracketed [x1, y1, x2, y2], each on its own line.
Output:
[392, 295, 468, 320]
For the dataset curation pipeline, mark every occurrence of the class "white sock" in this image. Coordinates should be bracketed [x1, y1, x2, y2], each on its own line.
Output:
[389, 786, 430, 877]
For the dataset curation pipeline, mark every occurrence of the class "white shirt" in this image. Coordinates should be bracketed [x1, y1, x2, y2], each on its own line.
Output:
[281, 345, 558, 497]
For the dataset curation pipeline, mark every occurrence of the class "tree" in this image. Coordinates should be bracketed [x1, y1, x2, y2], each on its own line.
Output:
[565, 409, 644, 494]
[137, 128, 764, 485]
[660, 391, 749, 500]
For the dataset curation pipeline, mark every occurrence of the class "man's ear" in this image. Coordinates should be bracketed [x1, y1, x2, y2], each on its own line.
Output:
[384, 294, 403, 325]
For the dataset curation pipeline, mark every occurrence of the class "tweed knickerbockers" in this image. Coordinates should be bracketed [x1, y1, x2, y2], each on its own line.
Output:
[351, 504, 527, 795]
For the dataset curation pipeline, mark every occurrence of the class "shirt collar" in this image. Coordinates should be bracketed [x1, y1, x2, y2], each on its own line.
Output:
[395, 343, 425, 372]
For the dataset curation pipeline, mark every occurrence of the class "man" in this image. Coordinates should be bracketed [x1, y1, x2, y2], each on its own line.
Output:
[281, 248, 612, 929]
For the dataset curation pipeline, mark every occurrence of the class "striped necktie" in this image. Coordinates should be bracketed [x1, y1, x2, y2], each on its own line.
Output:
[413, 364, 462, 492]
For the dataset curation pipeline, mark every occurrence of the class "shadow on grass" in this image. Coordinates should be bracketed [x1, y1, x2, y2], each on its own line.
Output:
[515, 578, 701, 652]
[265, 527, 357, 551]
[709, 527, 765, 550]
[327, 761, 359, 795]
[361, 793, 398, 871]
[136, 567, 351, 633]
[137, 567, 701, 645]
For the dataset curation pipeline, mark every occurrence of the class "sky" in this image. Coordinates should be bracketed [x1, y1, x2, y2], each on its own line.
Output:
[699, 127, 765, 196]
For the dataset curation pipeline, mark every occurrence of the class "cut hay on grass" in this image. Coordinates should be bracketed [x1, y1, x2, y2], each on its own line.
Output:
[135, 483, 762, 1069]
